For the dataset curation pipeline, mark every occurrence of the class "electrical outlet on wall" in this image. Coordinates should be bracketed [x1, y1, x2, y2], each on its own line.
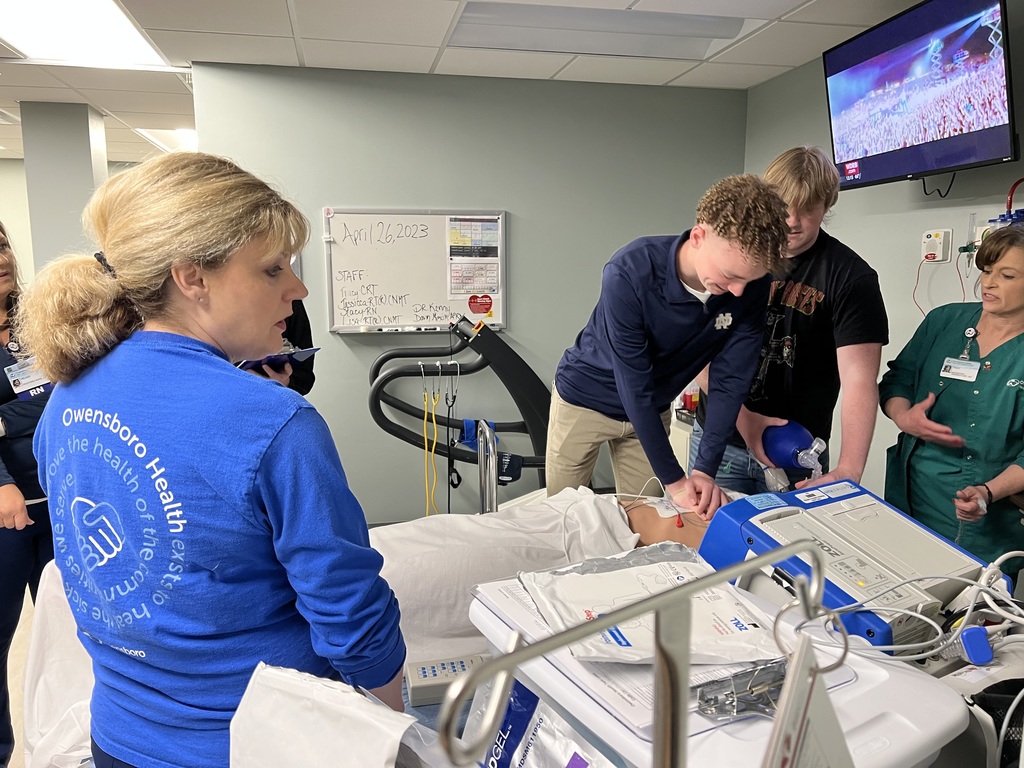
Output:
[971, 213, 998, 244]
[921, 229, 953, 263]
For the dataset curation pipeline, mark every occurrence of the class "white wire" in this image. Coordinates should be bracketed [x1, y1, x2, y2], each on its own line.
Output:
[635, 476, 665, 498]
[991, 550, 1024, 570]
[790, 571, 1023, 660]
[794, 607, 956, 661]
[996, 685, 1024, 768]
[617, 477, 666, 510]
[718, 550, 1024, 671]
[992, 634, 1024, 653]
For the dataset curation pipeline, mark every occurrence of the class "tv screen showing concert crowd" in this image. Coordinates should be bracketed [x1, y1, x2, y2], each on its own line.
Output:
[823, 0, 1016, 190]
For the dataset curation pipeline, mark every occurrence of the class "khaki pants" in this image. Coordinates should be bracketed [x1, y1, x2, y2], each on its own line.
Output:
[545, 385, 671, 497]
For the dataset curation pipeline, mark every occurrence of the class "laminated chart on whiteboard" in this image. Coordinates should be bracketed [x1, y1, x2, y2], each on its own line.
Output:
[323, 208, 506, 333]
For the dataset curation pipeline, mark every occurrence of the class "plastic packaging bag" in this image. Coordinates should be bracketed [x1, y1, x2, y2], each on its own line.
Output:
[462, 679, 615, 768]
[520, 544, 779, 664]
[23, 562, 94, 768]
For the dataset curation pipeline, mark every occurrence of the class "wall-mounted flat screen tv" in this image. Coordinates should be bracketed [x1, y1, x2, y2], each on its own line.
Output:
[823, 0, 1016, 190]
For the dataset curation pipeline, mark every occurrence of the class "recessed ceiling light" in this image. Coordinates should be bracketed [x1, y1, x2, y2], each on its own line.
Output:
[0, 0, 168, 69]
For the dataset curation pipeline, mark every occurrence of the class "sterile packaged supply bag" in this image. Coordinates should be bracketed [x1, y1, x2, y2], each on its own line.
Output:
[462, 678, 616, 768]
[23, 561, 95, 768]
[231, 662, 416, 768]
[395, 720, 465, 768]
[519, 543, 778, 665]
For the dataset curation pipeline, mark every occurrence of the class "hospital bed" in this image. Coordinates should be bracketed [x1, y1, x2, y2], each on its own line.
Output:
[22, 486, 1020, 767]
[443, 483, 1024, 767]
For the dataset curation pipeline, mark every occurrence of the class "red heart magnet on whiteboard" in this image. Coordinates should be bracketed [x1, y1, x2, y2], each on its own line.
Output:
[468, 294, 493, 314]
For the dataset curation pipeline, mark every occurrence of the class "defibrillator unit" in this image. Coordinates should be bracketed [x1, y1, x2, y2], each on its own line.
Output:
[699, 481, 987, 649]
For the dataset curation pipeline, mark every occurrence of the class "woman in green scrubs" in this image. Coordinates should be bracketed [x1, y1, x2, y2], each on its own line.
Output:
[880, 226, 1024, 579]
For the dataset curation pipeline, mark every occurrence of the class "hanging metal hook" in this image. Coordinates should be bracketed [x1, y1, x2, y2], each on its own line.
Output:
[446, 361, 460, 407]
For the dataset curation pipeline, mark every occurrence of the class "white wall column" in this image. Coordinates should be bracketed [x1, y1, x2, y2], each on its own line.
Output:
[21, 102, 107, 272]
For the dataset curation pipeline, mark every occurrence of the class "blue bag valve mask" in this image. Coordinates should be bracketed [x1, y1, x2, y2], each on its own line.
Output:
[761, 422, 825, 492]
[763, 422, 815, 471]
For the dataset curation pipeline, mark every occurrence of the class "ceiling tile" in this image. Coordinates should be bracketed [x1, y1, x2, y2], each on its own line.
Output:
[146, 31, 300, 68]
[107, 144, 165, 162]
[0, 41, 23, 60]
[294, 0, 459, 47]
[107, 139, 160, 152]
[121, 0, 294, 36]
[435, 47, 572, 79]
[634, 0, 804, 18]
[77, 90, 194, 115]
[668, 61, 791, 89]
[470, 0, 632, 7]
[0, 65, 67, 88]
[555, 55, 697, 85]
[786, 0, 920, 26]
[103, 126, 145, 142]
[712, 21, 864, 67]
[0, 0, 938, 154]
[704, 18, 770, 58]
[109, 112, 196, 131]
[43, 67, 191, 94]
[302, 40, 438, 73]
[0, 85, 86, 104]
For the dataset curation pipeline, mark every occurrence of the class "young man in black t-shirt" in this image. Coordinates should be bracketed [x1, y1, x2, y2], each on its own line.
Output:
[689, 146, 889, 494]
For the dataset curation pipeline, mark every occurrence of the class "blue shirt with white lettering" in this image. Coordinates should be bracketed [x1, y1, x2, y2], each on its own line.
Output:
[34, 331, 404, 768]
[555, 231, 769, 484]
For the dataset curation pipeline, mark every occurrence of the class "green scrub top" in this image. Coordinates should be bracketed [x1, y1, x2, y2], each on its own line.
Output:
[880, 302, 1024, 576]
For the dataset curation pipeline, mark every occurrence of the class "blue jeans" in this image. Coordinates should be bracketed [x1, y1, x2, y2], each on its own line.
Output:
[688, 423, 828, 495]
[688, 423, 769, 495]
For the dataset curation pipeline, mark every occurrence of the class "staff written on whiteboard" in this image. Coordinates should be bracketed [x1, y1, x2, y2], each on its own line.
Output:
[338, 220, 430, 247]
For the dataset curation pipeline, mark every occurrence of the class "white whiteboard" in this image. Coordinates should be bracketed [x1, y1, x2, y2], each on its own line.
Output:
[324, 208, 506, 333]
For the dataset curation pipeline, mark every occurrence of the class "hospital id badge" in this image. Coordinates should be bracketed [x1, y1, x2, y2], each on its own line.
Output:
[4, 357, 52, 400]
[940, 357, 980, 382]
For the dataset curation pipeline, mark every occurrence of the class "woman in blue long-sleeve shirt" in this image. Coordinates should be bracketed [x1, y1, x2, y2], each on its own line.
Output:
[16, 154, 404, 768]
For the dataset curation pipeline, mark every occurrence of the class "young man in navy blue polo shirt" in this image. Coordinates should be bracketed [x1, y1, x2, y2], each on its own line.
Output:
[546, 174, 790, 519]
